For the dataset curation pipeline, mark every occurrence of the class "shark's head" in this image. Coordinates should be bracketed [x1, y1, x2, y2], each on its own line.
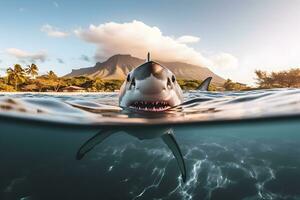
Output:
[119, 61, 183, 111]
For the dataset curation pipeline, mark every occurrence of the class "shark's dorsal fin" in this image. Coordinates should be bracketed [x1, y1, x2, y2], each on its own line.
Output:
[161, 129, 187, 182]
[76, 129, 116, 160]
[197, 77, 212, 91]
[147, 52, 151, 62]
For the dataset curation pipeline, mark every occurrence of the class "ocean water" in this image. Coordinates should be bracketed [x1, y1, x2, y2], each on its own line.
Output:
[0, 89, 300, 200]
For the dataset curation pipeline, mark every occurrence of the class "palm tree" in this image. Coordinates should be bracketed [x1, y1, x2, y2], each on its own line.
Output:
[47, 70, 58, 80]
[6, 64, 26, 90]
[26, 63, 39, 79]
[46, 70, 62, 92]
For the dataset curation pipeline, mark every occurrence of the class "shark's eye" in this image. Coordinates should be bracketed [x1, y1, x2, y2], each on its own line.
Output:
[127, 74, 130, 82]
[167, 78, 172, 88]
[171, 75, 176, 82]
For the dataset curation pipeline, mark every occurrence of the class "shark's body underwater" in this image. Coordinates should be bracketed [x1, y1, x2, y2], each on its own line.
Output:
[77, 54, 212, 182]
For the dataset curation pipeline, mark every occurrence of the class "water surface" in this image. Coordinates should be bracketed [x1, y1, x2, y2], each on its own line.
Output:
[0, 89, 300, 200]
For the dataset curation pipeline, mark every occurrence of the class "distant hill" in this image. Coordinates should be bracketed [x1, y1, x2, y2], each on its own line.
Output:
[65, 54, 225, 85]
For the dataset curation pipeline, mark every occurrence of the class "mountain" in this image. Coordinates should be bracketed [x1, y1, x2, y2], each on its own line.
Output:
[65, 54, 225, 85]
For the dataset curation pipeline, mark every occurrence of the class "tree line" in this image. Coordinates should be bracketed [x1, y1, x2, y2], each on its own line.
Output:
[0, 64, 125, 92]
[1, 64, 300, 92]
[255, 68, 300, 88]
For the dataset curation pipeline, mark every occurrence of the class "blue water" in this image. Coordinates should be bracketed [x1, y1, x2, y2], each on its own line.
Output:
[0, 89, 300, 200]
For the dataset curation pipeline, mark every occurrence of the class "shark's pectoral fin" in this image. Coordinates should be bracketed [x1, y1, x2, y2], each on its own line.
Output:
[76, 129, 116, 160]
[197, 77, 212, 91]
[162, 129, 187, 182]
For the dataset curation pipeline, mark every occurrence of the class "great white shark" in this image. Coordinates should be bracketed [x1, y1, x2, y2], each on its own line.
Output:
[119, 53, 212, 111]
[76, 53, 212, 182]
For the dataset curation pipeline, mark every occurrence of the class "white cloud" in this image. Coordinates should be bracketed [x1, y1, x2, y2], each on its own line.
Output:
[210, 53, 238, 69]
[75, 20, 237, 69]
[176, 35, 200, 44]
[41, 24, 69, 38]
[6, 48, 47, 62]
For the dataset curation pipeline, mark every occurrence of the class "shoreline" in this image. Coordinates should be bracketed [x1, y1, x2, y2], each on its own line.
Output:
[0, 92, 117, 95]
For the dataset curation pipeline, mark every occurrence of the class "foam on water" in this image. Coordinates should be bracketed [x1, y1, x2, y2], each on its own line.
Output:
[0, 89, 300, 200]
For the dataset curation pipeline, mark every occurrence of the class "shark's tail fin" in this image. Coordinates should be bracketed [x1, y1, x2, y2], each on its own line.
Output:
[197, 77, 212, 91]
[76, 129, 115, 160]
[162, 129, 187, 182]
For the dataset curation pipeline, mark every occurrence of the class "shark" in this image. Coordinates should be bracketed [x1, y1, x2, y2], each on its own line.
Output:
[76, 53, 212, 182]
[119, 53, 212, 112]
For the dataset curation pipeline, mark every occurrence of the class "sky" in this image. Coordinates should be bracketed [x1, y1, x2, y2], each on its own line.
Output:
[0, 0, 300, 84]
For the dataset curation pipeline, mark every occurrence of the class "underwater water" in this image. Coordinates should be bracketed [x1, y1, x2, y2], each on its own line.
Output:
[0, 89, 300, 200]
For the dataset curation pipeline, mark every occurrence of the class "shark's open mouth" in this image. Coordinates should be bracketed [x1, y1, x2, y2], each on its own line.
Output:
[129, 101, 171, 112]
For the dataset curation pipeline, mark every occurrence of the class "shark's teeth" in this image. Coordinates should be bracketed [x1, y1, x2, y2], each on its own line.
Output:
[130, 101, 171, 112]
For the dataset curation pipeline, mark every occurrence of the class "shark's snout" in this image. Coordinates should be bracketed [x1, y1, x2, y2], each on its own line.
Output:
[119, 59, 183, 111]
[134, 77, 167, 95]
[127, 77, 173, 111]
